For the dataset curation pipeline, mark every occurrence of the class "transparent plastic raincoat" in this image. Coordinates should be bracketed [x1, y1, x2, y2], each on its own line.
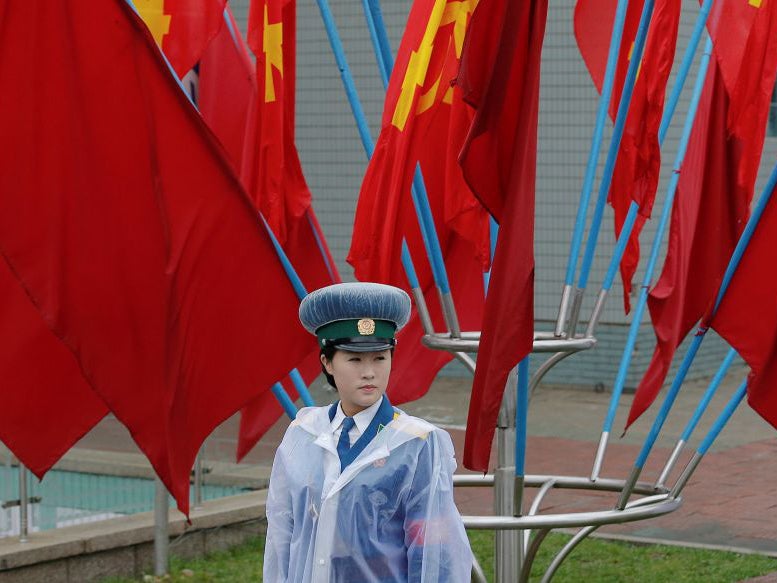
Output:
[263, 404, 473, 582]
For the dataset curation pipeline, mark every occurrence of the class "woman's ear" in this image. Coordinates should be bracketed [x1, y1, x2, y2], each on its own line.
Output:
[320, 352, 334, 375]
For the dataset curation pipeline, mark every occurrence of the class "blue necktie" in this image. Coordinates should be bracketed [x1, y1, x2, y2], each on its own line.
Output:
[337, 417, 356, 466]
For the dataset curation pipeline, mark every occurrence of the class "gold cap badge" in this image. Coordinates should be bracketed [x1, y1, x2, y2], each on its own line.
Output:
[357, 318, 376, 335]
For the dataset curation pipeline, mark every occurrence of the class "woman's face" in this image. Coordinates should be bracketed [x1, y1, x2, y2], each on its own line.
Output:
[321, 349, 392, 416]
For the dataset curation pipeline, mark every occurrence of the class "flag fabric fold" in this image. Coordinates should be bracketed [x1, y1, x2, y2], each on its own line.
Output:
[573, 0, 644, 121]
[706, 0, 777, 192]
[0, 0, 311, 516]
[626, 61, 751, 429]
[457, 0, 548, 472]
[0, 263, 108, 477]
[707, 182, 777, 430]
[612, 0, 681, 312]
[198, 6, 257, 171]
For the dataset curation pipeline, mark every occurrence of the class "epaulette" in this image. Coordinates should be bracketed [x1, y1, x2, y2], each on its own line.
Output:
[389, 413, 432, 440]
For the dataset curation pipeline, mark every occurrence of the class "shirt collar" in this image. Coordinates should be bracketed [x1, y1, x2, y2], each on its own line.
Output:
[330, 395, 385, 434]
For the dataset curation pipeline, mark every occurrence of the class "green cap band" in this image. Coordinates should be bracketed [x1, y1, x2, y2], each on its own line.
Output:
[316, 318, 396, 343]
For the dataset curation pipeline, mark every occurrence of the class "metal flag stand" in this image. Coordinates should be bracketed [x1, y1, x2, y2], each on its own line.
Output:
[333, 0, 766, 580]
[432, 334, 681, 582]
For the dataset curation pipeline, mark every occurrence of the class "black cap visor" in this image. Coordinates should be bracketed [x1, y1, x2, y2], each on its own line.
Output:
[327, 337, 396, 353]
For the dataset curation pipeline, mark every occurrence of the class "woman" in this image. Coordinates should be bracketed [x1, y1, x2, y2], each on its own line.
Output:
[264, 282, 473, 582]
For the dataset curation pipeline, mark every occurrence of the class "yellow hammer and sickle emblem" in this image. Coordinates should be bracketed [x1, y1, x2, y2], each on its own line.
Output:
[135, 0, 172, 46]
[264, 5, 284, 102]
[749, 0, 762, 7]
[391, 0, 477, 130]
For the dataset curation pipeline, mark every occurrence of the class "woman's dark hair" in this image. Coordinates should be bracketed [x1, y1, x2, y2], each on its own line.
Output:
[320, 345, 338, 390]
[319, 346, 395, 391]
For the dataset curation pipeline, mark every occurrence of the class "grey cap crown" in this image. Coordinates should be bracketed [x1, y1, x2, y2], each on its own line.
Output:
[298, 282, 412, 335]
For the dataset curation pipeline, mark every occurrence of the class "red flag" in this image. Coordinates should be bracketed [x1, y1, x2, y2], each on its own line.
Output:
[348, 0, 485, 283]
[243, 0, 311, 244]
[626, 0, 777, 426]
[457, 0, 548, 472]
[574, 0, 644, 120]
[708, 182, 777, 430]
[198, 7, 257, 171]
[348, 0, 488, 404]
[609, 0, 681, 312]
[385, 55, 490, 406]
[626, 62, 752, 429]
[575, 0, 681, 312]
[0, 0, 311, 516]
[0, 263, 108, 477]
[135, 0, 226, 77]
[235, 0, 341, 458]
[707, 0, 777, 191]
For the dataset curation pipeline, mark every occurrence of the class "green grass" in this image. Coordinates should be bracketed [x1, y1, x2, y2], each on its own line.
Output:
[104, 531, 777, 582]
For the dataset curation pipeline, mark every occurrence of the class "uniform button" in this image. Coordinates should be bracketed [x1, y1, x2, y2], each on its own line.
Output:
[318, 559, 326, 566]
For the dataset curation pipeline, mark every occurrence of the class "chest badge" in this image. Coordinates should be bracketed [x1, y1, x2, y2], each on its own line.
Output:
[357, 318, 376, 335]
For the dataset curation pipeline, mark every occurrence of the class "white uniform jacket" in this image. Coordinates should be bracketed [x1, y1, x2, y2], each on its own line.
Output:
[263, 404, 473, 582]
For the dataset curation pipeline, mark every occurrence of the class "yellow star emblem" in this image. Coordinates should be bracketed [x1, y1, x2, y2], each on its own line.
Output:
[392, 0, 478, 130]
[264, 6, 284, 103]
[135, 0, 172, 47]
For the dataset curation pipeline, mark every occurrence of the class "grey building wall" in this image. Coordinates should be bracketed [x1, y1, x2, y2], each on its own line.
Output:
[228, 0, 771, 391]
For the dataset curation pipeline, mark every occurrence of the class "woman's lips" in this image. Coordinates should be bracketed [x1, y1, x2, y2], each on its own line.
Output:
[359, 385, 377, 392]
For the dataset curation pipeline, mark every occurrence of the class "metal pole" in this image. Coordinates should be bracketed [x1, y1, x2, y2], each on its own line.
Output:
[655, 348, 736, 488]
[18, 464, 28, 542]
[271, 382, 298, 419]
[193, 446, 204, 509]
[154, 477, 169, 577]
[494, 368, 520, 582]
[670, 380, 747, 498]
[556, 0, 631, 336]
[289, 368, 316, 408]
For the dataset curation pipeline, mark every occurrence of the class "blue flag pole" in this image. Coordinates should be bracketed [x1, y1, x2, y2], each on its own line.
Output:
[358, 0, 462, 336]
[654, 348, 737, 488]
[669, 379, 747, 498]
[590, 35, 714, 482]
[259, 217, 311, 417]
[315, 0, 442, 336]
[515, 358, 530, 501]
[567, 0, 656, 334]
[484, 217, 499, 294]
[555, 0, 631, 336]
[361, 0, 391, 85]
